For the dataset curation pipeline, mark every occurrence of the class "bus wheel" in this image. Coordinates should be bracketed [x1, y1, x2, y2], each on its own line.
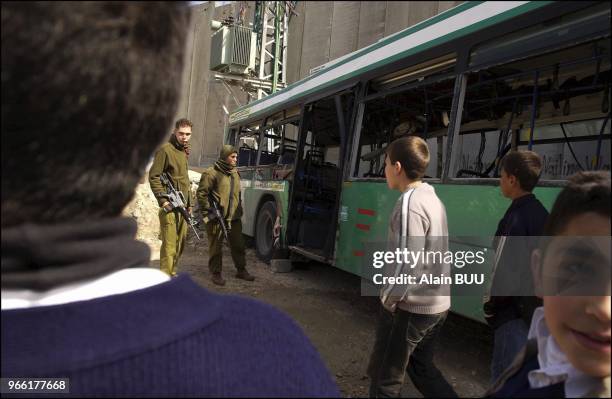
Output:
[255, 201, 276, 263]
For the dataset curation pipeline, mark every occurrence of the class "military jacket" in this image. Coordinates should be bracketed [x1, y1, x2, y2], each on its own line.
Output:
[197, 166, 242, 224]
[149, 141, 193, 208]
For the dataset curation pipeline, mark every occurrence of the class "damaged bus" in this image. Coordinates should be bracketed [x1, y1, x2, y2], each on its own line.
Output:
[226, 1, 610, 321]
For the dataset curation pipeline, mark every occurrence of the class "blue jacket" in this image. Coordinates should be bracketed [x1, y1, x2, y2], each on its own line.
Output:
[485, 194, 549, 328]
[487, 340, 564, 398]
[1, 275, 340, 397]
[494, 193, 549, 238]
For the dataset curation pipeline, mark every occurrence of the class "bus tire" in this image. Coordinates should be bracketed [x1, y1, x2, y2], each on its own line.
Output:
[255, 200, 276, 263]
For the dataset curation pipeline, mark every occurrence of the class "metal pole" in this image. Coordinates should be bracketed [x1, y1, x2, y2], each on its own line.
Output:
[443, 74, 467, 181]
[281, 5, 289, 85]
[272, 1, 282, 93]
[594, 114, 610, 170]
[257, 2, 269, 100]
[528, 70, 539, 150]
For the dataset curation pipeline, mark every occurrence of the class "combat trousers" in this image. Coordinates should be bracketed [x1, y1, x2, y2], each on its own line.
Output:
[206, 219, 246, 274]
[159, 208, 187, 276]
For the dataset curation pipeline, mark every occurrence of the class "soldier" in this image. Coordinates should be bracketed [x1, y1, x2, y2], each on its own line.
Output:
[197, 145, 254, 286]
[149, 118, 194, 276]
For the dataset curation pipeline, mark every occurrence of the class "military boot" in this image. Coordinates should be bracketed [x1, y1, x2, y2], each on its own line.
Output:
[211, 273, 226, 286]
[235, 269, 255, 281]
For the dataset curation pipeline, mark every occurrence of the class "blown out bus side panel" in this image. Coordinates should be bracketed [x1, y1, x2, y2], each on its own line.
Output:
[334, 181, 562, 322]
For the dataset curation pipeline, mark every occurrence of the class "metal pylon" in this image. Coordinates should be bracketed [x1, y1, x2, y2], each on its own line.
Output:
[253, 1, 296, 100]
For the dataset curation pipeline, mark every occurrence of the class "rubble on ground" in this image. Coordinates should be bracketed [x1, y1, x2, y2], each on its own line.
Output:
[122, 171, 202, 261]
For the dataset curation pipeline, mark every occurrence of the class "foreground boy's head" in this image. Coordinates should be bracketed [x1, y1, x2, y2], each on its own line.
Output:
[499, 150, 542, 199]
[1, 2, 190, 228]
[532, 171, 611, 377]
[384, 136, 429, 190]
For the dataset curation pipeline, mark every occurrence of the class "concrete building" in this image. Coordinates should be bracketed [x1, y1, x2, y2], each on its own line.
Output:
[178, 1, 463, 168]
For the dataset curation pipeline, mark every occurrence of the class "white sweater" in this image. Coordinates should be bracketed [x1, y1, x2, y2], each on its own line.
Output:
[381, 182, 451, 314]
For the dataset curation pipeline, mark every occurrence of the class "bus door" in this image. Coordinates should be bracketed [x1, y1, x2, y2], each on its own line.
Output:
[286, 93, 353, 263]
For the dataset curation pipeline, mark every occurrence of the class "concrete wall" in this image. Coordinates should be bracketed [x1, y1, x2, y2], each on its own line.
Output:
[177, 2, 251, 169]
[287, 1, 462, 83]
[175, 4, 212, 168]
[180, 1, 463, 167]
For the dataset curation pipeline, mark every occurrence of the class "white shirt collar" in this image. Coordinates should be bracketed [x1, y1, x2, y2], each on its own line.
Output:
[1, 268, 170, 310]
[527, 306, 607, 398]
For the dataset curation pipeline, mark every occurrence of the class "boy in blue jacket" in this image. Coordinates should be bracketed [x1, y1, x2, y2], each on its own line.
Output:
[484, 150, 549, 381]
[487, 171, 610, 398]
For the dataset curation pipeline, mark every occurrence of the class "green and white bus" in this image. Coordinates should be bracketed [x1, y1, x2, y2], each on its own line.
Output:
[226, 1, 611, 321]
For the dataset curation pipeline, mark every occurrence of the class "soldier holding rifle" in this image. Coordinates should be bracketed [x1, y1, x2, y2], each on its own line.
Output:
[197, 145, 254, 286]
[149, 118, 195, 276]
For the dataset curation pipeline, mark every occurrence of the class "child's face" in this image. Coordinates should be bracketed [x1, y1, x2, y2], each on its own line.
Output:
[384, 155, 400, 190]
[540, 212, 611, 377]
[499, 169, 516, 198]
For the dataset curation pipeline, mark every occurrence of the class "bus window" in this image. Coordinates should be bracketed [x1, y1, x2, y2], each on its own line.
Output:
[227, 128, 237, 148]
[354, 74, 456, 179]
[453, 35, 610, 179]
[257, 120, 300, 168]
[237, 127, 259, 167]
[259, 126, 281, 166]
[425, 135, 447, 179]
[517, 119, 610, 179]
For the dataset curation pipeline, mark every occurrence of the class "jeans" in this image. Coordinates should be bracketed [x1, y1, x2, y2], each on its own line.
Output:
[367, 305, 458, 398]
[490, 318, 529, 383]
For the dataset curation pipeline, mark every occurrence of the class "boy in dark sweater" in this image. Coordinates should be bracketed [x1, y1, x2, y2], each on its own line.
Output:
[484, 150, 549, 381]
[487, 171, 610, 398]
[0, 3, 339, 397]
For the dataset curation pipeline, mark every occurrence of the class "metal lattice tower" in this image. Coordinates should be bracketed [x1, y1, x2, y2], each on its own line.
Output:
[211, 1, 296, 106]
[253, 1, 297, 100]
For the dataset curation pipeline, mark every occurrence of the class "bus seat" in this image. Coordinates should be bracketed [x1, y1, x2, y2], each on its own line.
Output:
[238, 147, 256, 166]
[278, 149, 296, 165]
[259, 151, 279, 165]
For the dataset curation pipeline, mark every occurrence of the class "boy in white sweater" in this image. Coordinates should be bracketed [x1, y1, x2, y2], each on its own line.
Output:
[367, 136, 456, 398]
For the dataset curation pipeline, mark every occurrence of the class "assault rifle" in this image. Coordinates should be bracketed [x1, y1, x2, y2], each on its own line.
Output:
[208, 195, 230, 243]
[160, 172, 200, 240]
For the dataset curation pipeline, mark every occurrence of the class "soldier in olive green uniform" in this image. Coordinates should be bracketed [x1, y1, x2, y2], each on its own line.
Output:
[149, 119, 194, 276]
[197, 145, 254, 286]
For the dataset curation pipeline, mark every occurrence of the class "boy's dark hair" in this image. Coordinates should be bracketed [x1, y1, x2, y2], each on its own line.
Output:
[175, 118, 193, 130]
[544, 171, 611, 236]
[1, 2, 190, 227]
[385, 136, 430, 180]
[500, 150, 542, 192]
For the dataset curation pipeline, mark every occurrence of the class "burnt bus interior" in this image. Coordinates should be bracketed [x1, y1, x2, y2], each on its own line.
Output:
[286, 93, 353, 261]
[453, 5, 610, 179]
[234, 112, 300, 169]
[354, 2, 610, 181]
[229, 96, 353, 261]
[354, 54, 457, 179]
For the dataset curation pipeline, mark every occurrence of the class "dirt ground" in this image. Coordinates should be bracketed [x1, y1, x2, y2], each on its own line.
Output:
[152, 231, 493, 398]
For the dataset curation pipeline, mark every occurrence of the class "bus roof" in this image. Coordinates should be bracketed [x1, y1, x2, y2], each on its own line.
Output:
[229, 1, 553, 126]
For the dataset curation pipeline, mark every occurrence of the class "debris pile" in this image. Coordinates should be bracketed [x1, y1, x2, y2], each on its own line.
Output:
[122, 171, 202, 261]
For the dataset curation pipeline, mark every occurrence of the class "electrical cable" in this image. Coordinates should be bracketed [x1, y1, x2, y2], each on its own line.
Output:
[559, 123, 585, 171]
